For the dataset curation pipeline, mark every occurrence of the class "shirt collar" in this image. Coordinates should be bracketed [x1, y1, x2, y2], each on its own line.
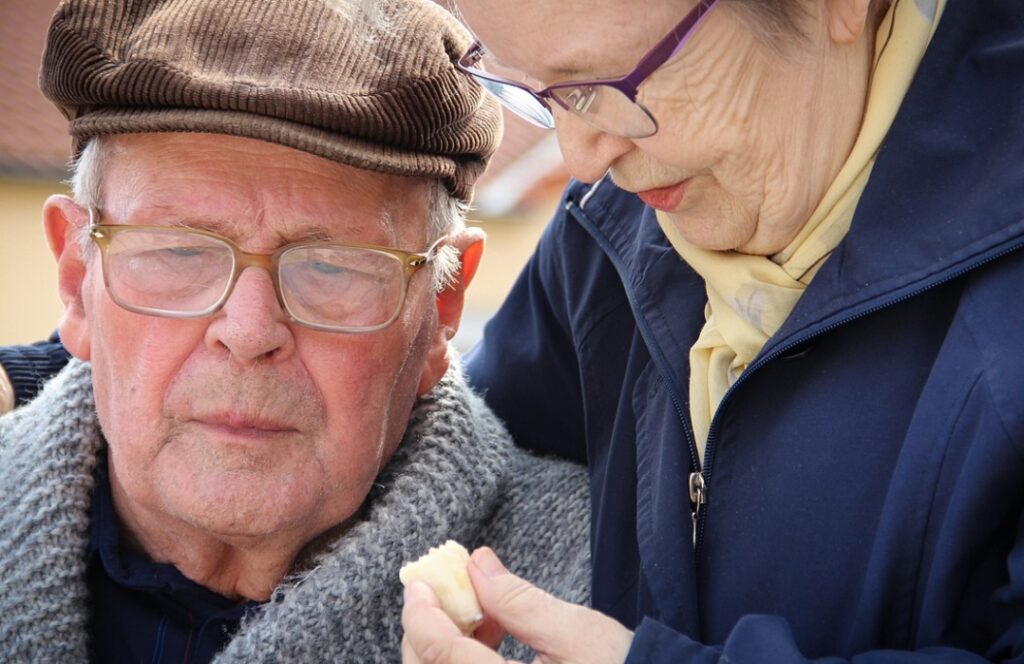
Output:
[88, 453, 254, 618]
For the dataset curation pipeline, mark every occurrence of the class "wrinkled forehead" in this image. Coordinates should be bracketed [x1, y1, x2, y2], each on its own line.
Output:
[456, 0, 684, 81]
[95, 133, 432, 249]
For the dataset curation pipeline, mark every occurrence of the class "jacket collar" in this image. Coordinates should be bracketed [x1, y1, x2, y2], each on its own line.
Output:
[568, 0, 1024, 372]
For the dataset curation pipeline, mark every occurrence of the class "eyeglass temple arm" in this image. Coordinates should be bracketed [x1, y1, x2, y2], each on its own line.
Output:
[407, 235, 449, 271]
[426, 235, 448, 259]
[462, 42, 483, 66]
[621, 0, 719, 94]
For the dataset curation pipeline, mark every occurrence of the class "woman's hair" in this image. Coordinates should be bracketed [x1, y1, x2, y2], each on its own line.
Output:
[731, 0, 893, 46]
[71, 136, 467, 293]
[732, 0, 808, 42]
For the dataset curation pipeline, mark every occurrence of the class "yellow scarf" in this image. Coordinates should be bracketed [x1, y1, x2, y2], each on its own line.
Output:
[656, 0, 945, 461]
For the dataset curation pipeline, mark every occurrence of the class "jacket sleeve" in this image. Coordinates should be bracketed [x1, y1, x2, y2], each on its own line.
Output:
[625, 616, 998, 663]
[465, 197, 587, 463]
[0, 331, 71, 409]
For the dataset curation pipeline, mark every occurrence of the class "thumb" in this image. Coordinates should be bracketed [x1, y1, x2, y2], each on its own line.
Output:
[468, 548, 632, 664]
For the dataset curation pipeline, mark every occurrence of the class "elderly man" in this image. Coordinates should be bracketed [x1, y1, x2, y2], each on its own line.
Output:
[0, 0, 589, 661]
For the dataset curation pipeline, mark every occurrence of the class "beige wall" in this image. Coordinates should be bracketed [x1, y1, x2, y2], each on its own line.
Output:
[454, 200, 555, 350]
[0, 178, 66, 346]
[465, 207, 551, 308]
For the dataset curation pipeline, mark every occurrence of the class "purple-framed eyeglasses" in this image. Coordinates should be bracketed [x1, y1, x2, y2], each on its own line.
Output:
[456, 0, 719, 139]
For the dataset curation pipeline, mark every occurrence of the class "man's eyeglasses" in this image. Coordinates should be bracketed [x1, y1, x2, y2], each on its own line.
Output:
[456, 0, 719, 139]
[88, 209, 444, 334]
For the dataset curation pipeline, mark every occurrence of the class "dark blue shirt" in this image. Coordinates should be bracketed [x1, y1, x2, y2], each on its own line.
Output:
[88, 460, 256, 664]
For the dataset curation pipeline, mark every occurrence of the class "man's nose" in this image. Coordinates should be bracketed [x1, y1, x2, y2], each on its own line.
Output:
[204, 267, 295, 364]
[553, 112, 634, 184]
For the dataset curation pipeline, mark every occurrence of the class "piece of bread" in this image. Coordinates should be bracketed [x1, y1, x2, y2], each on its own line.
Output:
[400, 540, 484, 635]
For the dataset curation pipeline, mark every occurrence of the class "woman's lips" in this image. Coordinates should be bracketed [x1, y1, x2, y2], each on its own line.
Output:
[637, 180, 688, 212]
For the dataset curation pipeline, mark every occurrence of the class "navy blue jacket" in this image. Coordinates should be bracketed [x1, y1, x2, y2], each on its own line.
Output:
[0, 331, 70, 407]
[466, 1, 1024, 661]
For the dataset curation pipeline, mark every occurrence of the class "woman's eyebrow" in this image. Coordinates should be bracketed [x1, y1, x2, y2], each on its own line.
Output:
[544, 61, 591, 80]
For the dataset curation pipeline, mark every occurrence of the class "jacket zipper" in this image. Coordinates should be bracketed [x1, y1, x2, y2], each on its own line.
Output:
[567, 195, 702, 482]
[688, 471, 706, 547]
[570, 193, 708, 551]
[572, 186, 1024, 557]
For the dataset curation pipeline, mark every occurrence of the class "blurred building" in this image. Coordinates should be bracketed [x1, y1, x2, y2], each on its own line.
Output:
[0, 0, 568, 350]
[0, 0, 75, 347]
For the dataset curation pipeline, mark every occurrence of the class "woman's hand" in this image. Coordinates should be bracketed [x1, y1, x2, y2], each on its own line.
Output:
[401, 547, 633, 664]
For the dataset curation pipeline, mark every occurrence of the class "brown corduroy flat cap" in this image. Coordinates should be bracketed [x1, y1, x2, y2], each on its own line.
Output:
[39, 0, 502, 202]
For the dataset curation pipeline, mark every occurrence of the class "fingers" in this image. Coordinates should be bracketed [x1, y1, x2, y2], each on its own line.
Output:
[401, 549, 633, 664]
[472, 614, 507, 651]
[402, 581, 506, 664]
[468, 548, 633, 664]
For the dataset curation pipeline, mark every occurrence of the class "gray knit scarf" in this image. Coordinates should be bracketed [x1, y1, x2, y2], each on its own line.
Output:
[0, 360, 590, 662]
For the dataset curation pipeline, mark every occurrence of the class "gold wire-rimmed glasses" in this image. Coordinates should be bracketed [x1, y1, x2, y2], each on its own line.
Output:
[87, 208, 445, 334]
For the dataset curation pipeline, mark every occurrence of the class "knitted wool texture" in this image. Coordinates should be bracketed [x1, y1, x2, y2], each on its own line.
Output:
[0, 360, 591, 662]
[39, 0, 502, 202]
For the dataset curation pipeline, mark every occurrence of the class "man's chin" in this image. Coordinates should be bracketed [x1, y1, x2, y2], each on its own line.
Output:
[178, 507, 315, 546]
[156, 470, 327, 543]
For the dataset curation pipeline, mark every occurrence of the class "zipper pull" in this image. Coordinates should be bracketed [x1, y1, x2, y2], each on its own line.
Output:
[688, 472, 707, 548]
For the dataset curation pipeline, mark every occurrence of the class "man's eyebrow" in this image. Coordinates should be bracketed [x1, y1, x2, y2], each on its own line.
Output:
[162, 215, 245, 238]
[377, 209, 398, 246]
[142, 206, 390, 246]
[158, 212, 334, 243]
[277, 225, 336, 244]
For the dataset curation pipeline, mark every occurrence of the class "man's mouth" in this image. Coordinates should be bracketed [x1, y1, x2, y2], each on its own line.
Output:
[637, 180, 689, 212]
[194, 413, 297, 439]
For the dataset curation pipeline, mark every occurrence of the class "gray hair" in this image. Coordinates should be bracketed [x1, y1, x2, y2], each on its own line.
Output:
[327, 0, 388, 34]
[71, 136, 466, 293]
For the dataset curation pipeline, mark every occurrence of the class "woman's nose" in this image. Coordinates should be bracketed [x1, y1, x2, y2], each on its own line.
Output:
[553, 111, 635, 183]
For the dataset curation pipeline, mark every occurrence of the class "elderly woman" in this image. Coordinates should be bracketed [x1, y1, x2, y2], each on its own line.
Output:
[401, 0, 1024, 662]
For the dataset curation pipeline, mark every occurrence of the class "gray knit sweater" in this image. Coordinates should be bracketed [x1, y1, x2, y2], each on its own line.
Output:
[0, 360, 591, 662]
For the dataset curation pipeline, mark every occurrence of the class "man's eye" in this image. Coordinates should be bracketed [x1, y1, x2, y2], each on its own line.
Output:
[311, 261, 343, 275]
[165, 246, 207, 258]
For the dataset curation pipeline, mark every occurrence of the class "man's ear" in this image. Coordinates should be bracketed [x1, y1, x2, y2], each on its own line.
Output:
[825, 0, 872, 45]
[43, 195, 92, 360]
[416, 226, 485, 395]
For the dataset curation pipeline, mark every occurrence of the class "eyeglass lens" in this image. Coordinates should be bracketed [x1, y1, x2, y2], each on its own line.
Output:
[547, 85, 657, 138]
[473, 72, 658, 137]
[474, 76, 555, 128]
[102, 228, 408, 330]
[278, 245, 403, 329]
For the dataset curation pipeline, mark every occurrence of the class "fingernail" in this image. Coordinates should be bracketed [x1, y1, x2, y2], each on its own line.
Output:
[472, 547, 507, 578]
[404, 581, 431, 602]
